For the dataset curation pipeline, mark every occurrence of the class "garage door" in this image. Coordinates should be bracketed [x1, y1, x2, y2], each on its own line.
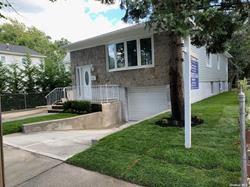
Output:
[128, 86, 170, 121]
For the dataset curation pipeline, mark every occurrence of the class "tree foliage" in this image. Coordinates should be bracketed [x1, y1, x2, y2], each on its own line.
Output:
[0, 20, 72, 93]
[97, 0, 249, 53]
[22, 53, 38, 93]
[0, 61, 7, 93]
[6, 63, 23, 93]
[229, 23, 250, 78]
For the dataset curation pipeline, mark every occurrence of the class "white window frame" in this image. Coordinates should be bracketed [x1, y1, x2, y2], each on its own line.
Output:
[206, 53, 212, 68]
[106, 36, 155, 72]
[217, 54, 220, 70]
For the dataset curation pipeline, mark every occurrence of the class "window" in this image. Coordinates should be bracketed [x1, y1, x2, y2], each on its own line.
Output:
[140, 38, 152, 65]
[108, 44, 116, 69]
[116, 42, 125, 68]
[0, 56, 5, 63]
[207, 54, 212, 68]
[217, 54, 220, 70]
[127, 40, 138, 67]
[107, 37, 154, 71]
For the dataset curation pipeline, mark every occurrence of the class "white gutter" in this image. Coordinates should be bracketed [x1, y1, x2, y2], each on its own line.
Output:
[64, 23, 148, 52]
[0, 50, 46, 58]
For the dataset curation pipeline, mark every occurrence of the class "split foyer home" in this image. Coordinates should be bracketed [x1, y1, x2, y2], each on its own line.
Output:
[0, 43, 46, 67]
[59, 24, 230, 121]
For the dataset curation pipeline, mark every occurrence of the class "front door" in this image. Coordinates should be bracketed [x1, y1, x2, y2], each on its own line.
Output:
[76, 65, 92, 100]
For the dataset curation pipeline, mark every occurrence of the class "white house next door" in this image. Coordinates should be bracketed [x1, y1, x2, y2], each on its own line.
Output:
[76, 65, 92, 100]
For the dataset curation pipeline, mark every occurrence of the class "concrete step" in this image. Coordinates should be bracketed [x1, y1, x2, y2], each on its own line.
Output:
[48, 109, 64, 113]
[52, 105, 64, 110]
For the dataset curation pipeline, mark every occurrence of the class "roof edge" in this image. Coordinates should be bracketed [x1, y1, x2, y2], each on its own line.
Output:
[0, 50, 46, 58]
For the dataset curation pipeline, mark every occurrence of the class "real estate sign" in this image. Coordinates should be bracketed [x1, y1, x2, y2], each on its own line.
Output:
[191, 58, 199, 90]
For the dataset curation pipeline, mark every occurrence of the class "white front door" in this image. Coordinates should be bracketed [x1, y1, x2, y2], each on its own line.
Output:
[76, 65, 92, 100]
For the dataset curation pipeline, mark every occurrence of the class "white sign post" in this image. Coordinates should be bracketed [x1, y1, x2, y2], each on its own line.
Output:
[184, 36, 191, 149]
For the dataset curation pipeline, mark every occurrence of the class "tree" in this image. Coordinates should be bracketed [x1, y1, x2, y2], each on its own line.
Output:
[0, 20, 72, 93]
[229, 23, 250, 81]
[22, 53, 38, 93]
[0, 61, 7, 93]
[90, 0, 249, 125]
[37, 60, 71, 93]
[6, 63, 23, 93]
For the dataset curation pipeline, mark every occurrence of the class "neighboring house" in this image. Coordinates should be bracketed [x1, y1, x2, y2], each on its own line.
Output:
[62, 24, 230, 121]
[0, 43, 46, 67]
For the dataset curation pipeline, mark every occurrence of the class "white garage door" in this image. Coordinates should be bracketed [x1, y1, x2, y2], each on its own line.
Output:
[128, 86, 170, 121]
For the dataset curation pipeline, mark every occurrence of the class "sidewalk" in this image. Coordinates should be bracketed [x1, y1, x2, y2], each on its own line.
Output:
[4, 145, 140, 187]
[3, 108, 50, 122]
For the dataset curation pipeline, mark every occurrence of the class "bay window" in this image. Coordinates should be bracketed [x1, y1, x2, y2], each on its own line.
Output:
[107, 37, 154, 71]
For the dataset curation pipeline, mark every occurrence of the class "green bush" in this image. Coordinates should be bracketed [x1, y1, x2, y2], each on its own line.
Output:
[91, 103, 102, 112]
[239, 78, 248, 93]
[63, 100, 91, 114]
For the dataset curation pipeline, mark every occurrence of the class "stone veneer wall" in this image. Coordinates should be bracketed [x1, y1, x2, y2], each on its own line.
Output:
[70, 32, 171, 87]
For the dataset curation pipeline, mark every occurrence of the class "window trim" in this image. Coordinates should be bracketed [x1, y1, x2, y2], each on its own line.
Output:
[106, 36, 155, 72]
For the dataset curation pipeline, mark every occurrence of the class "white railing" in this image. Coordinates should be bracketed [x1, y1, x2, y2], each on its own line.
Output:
[46, 85, 120, 105]
[45, 87, 65, 105]
[92, 85, 120, 103]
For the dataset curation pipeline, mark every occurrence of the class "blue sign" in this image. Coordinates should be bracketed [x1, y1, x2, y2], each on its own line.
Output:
[191, 58, 199, 90]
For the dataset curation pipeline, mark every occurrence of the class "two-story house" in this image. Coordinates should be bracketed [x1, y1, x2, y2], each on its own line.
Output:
[0, 43, 46, 67]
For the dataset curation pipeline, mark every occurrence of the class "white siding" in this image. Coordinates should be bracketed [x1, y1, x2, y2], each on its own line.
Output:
[190, 45, 228, 82]
[0, 53, 43, 67]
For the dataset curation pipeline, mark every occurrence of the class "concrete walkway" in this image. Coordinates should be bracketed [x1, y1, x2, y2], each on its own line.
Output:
[3, 108, 50, 122]
[3, 122, 136, 161]
[3, 130, 115, 161]
[4, 145, 139, 187]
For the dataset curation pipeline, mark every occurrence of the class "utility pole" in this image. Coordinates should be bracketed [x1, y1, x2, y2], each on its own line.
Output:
[0, 97, 5, 187]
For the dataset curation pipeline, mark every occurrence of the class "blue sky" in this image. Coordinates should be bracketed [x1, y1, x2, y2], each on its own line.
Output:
[2, 0, 129, 42]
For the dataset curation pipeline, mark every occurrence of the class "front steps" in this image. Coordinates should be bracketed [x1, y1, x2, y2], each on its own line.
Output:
[48, 102, 64, 113]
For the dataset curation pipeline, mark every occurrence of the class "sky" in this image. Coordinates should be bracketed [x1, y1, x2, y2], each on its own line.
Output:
[1, 0, 130, 42]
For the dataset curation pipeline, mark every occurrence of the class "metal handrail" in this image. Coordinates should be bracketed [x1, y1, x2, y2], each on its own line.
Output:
[46, 85, 120, 105]
[45, 87, 65, 105]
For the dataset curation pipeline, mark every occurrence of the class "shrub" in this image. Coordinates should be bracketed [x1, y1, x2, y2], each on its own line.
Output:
[239, 78, 248, 93]
[91, 103, 102, 112]
[63, 100, 91, 114]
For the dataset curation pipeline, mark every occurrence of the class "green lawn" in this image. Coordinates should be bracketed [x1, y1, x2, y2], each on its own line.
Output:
[3, 113, 78, 135]
[67, 92, 241, 187]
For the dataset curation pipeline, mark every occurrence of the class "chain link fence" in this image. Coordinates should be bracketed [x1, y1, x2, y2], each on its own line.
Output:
[0, 93, 47, 112]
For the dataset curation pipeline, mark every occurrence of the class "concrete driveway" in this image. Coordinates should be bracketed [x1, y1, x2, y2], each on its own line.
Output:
[4, 145, 139, 187]
[3, 130, 116, 161]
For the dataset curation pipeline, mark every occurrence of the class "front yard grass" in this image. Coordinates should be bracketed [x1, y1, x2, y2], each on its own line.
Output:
[3, 113, 78, 135]
[67, 91, 241, 187]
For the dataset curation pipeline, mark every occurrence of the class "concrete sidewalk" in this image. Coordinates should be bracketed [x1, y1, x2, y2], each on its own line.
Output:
[3, 108, 50, 122]
[3, 122, 136, 161]
[4, 130, 115, 161]
[4, 146, 139, 187]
